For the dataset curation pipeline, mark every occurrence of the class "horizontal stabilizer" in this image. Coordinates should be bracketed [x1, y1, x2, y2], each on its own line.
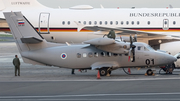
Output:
[21, 37, 43, 44]
[84, 38, 115, 45]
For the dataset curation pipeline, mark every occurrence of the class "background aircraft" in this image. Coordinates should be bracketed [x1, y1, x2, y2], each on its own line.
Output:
[4, 12, 176, 76]
[0, 0, 180, 49]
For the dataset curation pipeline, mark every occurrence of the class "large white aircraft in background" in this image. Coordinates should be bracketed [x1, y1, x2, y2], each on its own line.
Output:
[0, 0, 180, 51]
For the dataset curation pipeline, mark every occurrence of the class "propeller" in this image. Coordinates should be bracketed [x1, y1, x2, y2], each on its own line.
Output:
[128, 35, 136, 62]
[133, 34, 137, 42]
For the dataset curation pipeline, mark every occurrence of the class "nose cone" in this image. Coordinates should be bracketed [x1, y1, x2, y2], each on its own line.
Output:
[156, 52, 177, 65]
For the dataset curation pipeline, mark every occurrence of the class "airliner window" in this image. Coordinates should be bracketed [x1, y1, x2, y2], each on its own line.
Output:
[147, 21, 150, 25]
[94, 52, 98, 57]
[88, 52, 93, 58]
[126, 21, 129, 25]
[94, 21, 97, 25]
[101, 52, 106, 57]
[116, 21, 118, 25]
[110, 21, 113, 25]
[105, 21, 108, 25]
[62, 21, 65, 25]
[99, 21, 102, 25]
[84, 21, 86, 25]
[77, 53, 81, 58]
[89, 21, 92, 25]
[107, 52, 112, 57]
[121, 21, 123, 25]
[164, 21, 167, 25]
[68, 21, 70, 25]
[78, 21, 81, 23]
[173, 21, 176, 25]
[132, 21, 134, 25]
[137, 21, 140, 25]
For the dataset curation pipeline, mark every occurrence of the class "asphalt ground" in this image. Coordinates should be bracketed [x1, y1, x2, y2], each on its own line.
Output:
[1, 42, 180, 101]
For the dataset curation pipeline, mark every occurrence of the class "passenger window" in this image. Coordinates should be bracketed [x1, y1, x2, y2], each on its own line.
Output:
[78, 21, 81, 23]
[83, 53, 87, 57]
[84, 21, 86, 25]
[99, 21, 102, 25]
[132, 21, 134, 25]
[88, 52, 93, 58]
[113, 53, 118, 56]
[147, 21, 150, 25]
[89, 21, 91, 25]
[77, 53, 81, 58]
[107, 52, 112, 57]
[121, 21, 123, 25]
[137, 21, 140, 25]
[116, 21, 118, 25]
[110, 21, 113, 25]
[68, 21, 70, 25]
[94, 52, 98, 57]
[126, 21, 129, 25]
[173, 21, 176, 25]
[62, 21, 65, 25]
[105, 21, 108, 25]
[101, 52, 106, 57]
[124, 53, 128, 56]
[94, 21, 97, 25]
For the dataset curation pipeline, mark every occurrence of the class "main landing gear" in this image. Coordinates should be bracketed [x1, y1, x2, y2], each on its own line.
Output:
[99, 68, 112, 76]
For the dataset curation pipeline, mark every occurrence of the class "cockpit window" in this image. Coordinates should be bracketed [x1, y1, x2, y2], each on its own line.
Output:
[146, 45, 155, 51]
[138, 46, 142, 50]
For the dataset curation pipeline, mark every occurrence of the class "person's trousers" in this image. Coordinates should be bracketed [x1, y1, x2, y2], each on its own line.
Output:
[15, 66, 20, 76]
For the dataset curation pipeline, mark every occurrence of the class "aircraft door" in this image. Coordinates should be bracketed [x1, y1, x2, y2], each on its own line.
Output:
[39, 13, 50, 34]
[163, 19, 169, 30]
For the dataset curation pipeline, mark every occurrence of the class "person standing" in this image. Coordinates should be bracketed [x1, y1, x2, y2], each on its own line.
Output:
[13, 55, 20, 76]
[71, 69, 75, 74]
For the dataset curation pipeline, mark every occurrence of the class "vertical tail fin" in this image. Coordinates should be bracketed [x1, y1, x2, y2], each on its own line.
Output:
[3, 12, 47, 53]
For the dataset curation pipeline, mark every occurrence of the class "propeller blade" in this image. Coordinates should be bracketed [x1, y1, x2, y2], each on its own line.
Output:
[133, 34, 137, 42]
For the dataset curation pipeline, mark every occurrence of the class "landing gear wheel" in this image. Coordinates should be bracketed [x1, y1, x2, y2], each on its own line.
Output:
[99, 68, 107, 76]
[108, 71, 112, 75]
[146, 69, 153, 76]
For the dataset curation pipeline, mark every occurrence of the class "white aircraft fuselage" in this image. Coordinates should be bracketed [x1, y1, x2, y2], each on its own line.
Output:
[1, 8, 180, 44]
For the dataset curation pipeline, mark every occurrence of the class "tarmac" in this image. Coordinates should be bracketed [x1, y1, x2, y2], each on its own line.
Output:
[1, 42, 180, 101]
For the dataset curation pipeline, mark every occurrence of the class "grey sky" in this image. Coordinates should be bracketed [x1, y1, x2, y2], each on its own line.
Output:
[37, 0, 180, 8]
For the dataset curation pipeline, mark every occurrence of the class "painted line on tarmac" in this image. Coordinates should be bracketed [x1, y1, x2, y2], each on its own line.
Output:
[0, 77, 180, 82]
[1, 92, 180, 99]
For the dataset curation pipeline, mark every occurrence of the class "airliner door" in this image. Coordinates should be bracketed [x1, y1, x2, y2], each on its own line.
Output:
[163, 19, 169, 30]
[39, 13, 50, 34]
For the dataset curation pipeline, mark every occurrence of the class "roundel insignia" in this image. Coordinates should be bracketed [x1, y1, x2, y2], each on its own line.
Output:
[61, 53, 67, 59]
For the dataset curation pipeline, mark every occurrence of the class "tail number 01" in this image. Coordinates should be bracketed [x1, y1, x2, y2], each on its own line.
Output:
[145, 59, 154, 65]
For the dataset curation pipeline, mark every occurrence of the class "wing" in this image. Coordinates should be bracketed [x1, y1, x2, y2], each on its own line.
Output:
[83, 37, 130, 54]
[74, 22, 166, 37]
[83, 26, 166, 36]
